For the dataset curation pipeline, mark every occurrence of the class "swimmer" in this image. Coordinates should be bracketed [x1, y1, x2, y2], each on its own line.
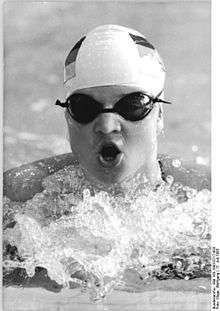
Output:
[56, 24, 171, 187]
[3, 26, 211, 302]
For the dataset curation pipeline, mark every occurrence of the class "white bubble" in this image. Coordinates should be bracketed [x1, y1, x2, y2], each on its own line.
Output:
[4, 136, 17, 144]
[172, 159, 181, 168]
[30, 99, 50, 112]
[192, 145, 199, 152]
[196, 156, 210, 166]
[18, 132, 39, 140]
[166, 175, 174, 185]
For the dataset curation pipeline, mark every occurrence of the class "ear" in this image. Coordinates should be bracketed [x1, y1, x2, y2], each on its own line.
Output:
[157, 104, 164, 135]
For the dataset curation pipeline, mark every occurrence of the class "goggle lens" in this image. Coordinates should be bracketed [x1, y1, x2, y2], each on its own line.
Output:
[67, 94, 101, 124]
[115, 93, 153, 121]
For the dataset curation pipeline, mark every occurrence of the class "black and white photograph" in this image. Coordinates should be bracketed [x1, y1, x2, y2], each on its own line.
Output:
[2, 1, 212, 310]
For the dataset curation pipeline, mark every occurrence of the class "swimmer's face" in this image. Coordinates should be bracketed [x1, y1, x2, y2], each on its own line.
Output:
[65, 85, 162, 185]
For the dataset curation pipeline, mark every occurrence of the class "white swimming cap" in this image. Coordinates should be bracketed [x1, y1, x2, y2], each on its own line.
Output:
[64, 24, 166, 98]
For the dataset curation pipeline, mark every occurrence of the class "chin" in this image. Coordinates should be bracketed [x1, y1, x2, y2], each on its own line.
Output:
[94, 169, 125, 185]
[83, 162, 124, 185]
[94, 162, 140, 186]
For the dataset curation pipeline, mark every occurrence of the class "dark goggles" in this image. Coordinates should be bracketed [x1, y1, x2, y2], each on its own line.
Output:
[55, 90, 171, 124]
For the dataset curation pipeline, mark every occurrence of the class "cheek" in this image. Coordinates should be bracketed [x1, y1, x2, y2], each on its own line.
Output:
[126, 115, 157, 146]
[67, 122, 79, 144]
[66, 114, 83, 148]
[66, 112, 79, 132]
[66, 115, 94, 152]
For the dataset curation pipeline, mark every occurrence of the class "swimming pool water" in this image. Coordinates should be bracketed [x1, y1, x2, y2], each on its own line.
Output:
[3, 164, 211, 302]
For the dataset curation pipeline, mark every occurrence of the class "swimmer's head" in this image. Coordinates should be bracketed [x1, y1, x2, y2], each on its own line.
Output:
[60, 25, 169, 186]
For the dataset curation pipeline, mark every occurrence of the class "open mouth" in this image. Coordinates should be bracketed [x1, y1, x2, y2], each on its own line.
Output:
[98, 143, 124, 168]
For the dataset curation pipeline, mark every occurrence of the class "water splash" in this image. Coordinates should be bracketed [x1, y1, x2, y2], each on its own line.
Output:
[3, 164, 211, 301]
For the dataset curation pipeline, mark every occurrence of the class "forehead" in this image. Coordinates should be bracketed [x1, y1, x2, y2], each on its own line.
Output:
[73, 85, 147, 103]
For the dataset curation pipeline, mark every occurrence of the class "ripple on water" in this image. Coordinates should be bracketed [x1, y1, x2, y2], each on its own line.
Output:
[3, 164, 211, 301]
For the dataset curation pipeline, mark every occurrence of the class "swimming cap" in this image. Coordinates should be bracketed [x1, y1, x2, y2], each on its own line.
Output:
[64, 24, 166, 98]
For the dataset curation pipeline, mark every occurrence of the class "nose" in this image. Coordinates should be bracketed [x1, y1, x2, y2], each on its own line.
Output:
[93, 113, 122, 135]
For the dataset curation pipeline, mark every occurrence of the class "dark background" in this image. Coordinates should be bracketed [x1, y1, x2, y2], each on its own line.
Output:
[3, 1, 211, 170]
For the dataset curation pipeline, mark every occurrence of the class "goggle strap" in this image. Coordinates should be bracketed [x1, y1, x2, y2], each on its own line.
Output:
[153, 89, 172, 105]
[156, 98, 172, 105]
[55, 99, 67, 108]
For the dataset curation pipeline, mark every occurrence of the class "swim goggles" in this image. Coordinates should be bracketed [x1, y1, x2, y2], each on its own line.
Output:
[55, 90, 171, 124]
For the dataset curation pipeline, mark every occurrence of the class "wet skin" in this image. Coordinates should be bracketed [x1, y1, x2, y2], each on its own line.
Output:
[65, 85, 162, 186]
